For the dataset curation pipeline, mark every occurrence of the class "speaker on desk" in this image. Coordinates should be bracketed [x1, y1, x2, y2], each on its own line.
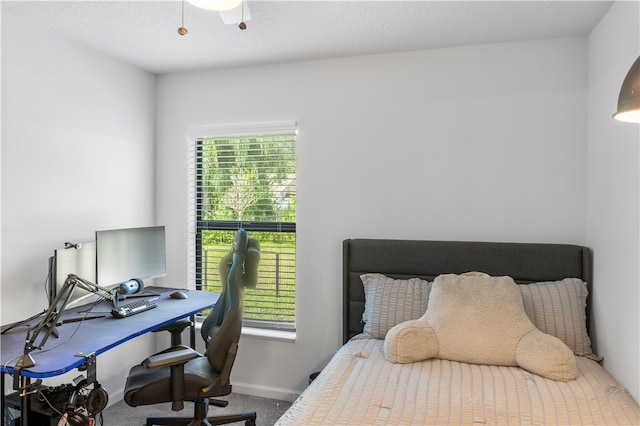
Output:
[116, 278, 143, 295]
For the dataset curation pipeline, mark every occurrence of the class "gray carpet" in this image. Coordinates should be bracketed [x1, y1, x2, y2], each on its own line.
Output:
[99, 393, 292, 426]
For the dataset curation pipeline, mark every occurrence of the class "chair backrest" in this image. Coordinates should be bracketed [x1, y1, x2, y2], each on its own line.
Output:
[201, 229, 260, 373]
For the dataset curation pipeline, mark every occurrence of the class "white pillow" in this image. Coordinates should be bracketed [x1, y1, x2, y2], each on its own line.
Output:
[360, 273, 431, 339]
[519, 278, 594, 358]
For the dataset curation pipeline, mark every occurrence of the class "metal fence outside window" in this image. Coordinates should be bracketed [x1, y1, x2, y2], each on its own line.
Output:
[202, 248, 296, 330]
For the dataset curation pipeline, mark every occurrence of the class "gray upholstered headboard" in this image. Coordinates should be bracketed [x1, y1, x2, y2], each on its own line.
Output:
[343, 239, 592, 344]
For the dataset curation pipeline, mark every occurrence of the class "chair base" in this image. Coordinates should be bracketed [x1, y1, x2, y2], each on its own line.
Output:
[144, 398, 256, 426]
[145, 411, 256, 426]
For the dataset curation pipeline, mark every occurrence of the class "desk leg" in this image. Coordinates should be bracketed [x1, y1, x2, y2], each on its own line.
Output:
[19, 376, 30, 426]
[1, 373, 5, 426]
[190, 314, 196, 349]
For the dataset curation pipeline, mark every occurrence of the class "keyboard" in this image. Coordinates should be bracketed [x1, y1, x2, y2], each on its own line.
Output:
[111, 298, 157, 319]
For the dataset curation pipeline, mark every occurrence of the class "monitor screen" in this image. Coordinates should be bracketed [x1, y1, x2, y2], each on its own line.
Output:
[95, 225, 166, 286]
[53, 241, 97, 307]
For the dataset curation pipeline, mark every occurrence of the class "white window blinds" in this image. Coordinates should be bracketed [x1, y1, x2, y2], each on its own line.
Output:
[189, 127, 297, 331]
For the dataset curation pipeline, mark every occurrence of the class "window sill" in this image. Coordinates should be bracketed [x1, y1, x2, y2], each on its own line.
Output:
[241, 326, 296, 343]
[194, 319, 296, 343]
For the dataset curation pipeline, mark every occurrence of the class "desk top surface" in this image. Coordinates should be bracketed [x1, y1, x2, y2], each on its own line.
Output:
[1, 287, 218, 378]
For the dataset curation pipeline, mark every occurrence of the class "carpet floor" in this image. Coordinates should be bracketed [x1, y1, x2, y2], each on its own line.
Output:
[99, 393, 292, 426]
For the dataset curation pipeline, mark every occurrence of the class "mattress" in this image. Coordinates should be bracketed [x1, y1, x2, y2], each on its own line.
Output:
[276, 337, 639, 425]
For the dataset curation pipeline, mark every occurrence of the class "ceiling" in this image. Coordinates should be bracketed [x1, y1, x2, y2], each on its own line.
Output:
[2, 0, 614, 75]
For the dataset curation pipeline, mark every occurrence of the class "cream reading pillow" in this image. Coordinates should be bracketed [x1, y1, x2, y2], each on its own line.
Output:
[384, 272, 577, 382]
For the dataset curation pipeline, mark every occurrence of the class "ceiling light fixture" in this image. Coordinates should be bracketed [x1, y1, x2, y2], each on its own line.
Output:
[178, 0, 188, 36]
[613, 55, 640, 124]
[239, 0, 247, 30]
[179, 0, 250, 33]
[186, 0, 242, 12]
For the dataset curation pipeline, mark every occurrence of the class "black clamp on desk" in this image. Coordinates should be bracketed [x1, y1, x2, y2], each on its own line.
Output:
[75, 351, 97, 384]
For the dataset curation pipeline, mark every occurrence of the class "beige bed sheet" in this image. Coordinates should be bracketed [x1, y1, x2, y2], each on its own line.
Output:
[276, 338, 639, 425]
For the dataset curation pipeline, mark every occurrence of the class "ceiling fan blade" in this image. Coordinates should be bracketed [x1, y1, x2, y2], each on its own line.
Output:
[219, 1, 250, 25]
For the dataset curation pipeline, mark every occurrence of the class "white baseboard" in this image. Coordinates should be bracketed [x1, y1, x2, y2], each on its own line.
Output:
[106, 388, 125, 409]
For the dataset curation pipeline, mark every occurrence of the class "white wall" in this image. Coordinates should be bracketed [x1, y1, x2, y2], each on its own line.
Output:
[587, 1, 640, 403]
[1, 12, 157, 396]
[156, 37, 590, 398]
[4, 3, 636, 407]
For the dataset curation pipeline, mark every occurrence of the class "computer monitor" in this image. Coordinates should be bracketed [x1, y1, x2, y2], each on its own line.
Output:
[52, 241, 97, 307]
[95, 225, 166, 287]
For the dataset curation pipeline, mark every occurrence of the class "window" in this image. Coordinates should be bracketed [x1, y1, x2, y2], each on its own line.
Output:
[191, 128, 296, 331]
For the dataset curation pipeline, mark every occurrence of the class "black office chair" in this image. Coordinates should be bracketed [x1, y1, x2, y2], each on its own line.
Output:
[123, 229, 260, 426]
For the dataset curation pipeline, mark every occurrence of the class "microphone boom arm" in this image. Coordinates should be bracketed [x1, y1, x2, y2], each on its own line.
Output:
[16, 274, 116, 369]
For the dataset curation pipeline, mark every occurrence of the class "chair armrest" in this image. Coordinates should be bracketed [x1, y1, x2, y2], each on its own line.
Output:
[153, 319, 193, 346]
[143, 347, 200, 369]
[153, 318, 193, 334]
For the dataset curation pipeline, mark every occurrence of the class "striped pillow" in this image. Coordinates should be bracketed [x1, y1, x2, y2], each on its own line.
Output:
[519, 278, 594, 357]
[360, 273, 431, 339]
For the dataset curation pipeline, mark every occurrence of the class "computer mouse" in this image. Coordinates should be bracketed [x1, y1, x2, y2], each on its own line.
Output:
[169, 290, 188, 299]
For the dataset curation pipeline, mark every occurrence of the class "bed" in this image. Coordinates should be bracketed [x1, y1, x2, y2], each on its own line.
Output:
[276, 239, 640, 425]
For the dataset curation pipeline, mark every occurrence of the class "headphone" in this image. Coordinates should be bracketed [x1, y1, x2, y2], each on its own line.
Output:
[64, 389, 89, 426]
[64, 384, 109, 425]
[86, 386, 109, 416]
[65, 410, 90, 426]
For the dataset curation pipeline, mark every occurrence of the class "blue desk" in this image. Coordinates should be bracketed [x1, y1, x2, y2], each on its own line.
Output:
[1, 287, 218, 424]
